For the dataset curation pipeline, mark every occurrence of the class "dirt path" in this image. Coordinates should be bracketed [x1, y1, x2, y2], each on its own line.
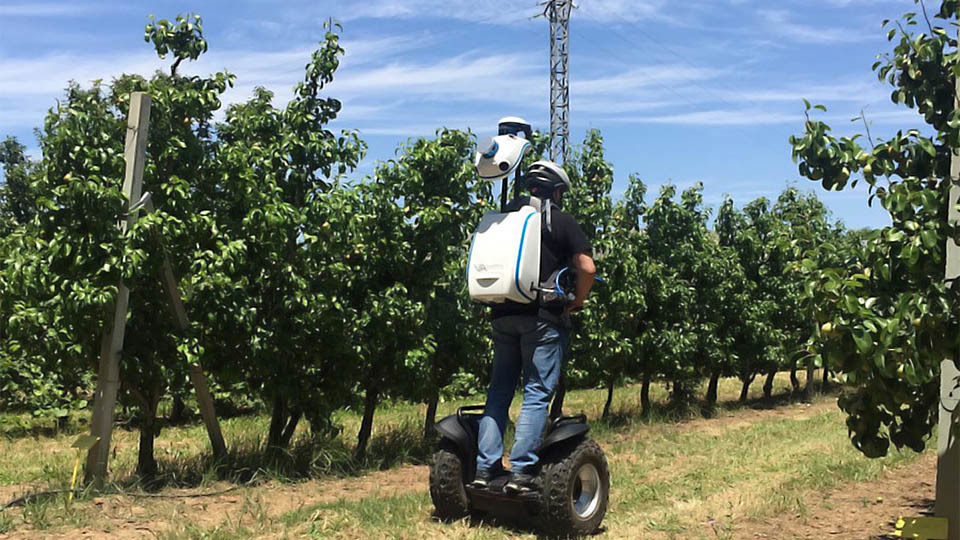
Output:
[736, 450, 936, 540]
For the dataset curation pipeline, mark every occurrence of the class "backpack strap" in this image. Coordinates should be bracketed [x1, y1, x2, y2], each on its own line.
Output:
[504, 195, 541, 213]
[542, 199, 553, 234]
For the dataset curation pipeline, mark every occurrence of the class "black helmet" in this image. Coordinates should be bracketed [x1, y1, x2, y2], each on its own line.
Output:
[525, 160, 571, 195]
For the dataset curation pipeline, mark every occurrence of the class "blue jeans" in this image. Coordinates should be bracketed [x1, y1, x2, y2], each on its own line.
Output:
[476, 315, 569, 475]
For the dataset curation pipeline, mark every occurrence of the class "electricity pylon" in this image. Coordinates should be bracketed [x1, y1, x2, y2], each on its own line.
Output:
[544, 0, 572, 164]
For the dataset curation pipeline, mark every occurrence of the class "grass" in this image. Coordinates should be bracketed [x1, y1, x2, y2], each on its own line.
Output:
[265, 398, 917, 540]
[0, 372, 924, 538]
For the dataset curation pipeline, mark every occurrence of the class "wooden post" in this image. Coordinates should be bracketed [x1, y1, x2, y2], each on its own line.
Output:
[150, 228, 227, 460]
[936, 35, 960, 539]
[85, 92, 151, 488]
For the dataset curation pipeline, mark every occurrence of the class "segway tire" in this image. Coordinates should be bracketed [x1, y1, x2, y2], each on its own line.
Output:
[538, 438, 609, 537]
[429, 442, 471, 520]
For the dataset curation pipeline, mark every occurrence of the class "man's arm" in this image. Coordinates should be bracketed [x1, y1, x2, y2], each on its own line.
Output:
[568, 252, 596, 312]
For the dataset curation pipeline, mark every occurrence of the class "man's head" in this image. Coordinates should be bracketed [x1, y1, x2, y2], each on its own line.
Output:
[525, 160, 571, 204]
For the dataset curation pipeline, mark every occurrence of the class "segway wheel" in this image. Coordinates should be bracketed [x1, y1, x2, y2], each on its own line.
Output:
[429, 442, 471, 520]
[538, 438, 609, 537]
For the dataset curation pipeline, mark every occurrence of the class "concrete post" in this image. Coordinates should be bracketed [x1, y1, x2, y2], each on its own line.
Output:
[85, 92, 151, 488]
[936, 33, 960, 538]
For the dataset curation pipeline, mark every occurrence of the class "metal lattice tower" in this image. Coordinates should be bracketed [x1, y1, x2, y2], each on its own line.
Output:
[546, 0, 572, 164]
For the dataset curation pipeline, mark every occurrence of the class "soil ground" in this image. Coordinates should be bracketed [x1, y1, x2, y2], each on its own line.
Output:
[737, 451, 936, 540]
[0, 379, 938, 539]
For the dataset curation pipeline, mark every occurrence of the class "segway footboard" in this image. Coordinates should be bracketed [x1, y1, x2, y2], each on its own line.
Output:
[466, 479, 541, 518]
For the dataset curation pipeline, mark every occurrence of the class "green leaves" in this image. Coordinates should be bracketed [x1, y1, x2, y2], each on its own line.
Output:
[851, 327, 873, 354]
[145, 14, 207, 74]
[789, 2, 959, 456]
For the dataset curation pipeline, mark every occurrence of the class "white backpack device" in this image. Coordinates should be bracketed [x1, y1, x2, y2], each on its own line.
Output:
[467, 197, 542, 304]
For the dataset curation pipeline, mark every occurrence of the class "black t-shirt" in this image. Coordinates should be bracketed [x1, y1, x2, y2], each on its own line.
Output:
[491, 206, 592, 326]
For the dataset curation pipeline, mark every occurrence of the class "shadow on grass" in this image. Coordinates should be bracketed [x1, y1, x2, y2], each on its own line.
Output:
[593, 385, 841, 435]
[0, 412, 87, 439]
[106, 383, 842, 493]
[119, 418, 436, 492]
[717, 383, 840, 413]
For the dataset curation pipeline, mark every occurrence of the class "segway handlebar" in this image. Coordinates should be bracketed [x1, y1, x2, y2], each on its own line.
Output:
[550, 413, 587, 430]
[457, 405, 485, 422]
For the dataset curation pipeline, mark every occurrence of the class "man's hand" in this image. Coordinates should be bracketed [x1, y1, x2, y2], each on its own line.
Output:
[566, 297, 585, 314]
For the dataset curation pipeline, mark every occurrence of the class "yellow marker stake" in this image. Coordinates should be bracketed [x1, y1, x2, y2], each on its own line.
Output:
[895, 516, 949, 540]
[69, 435, 100, 501]
[69, 454, 81, 501]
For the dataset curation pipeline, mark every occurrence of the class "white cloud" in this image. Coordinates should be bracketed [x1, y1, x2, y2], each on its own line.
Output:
[606, 105, 922, 127]
[0, 53, 160, 96]
[616, 109, 801, 126]
[330, 0, 674, 25]
[335, 0, 542, 25]
[573, 65, 724, 95]
[327, 52, 542, 101]
[352, 116, 490, 136]
[820, 0, 902, 6]
[757, 9, 872, 44]
[0, 33, 444, 133]
[573, 0, 673, 24]
[0, 2, 100, 17]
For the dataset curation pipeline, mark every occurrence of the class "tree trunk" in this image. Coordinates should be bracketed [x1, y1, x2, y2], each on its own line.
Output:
[356, 381, 380, 460]
[279, 408, 301, 447]
[137, 417, 158, 480]
[550, 377, 566, 420]
[423, 389, 440, 440]
[738, 374, 754, 402]
[804, 361, 816, 401]
[136, 391, 161, 480]
[601, 376, 615, 420]
[169, 395, 186, 424]
[670, 379, 686, 406]
[268, 394, 287, 449]
[705, 369, 721, 406]
[762, 370, 776, 399]
[822, 365, 830, 390]
[640, 372, 651, 417]
[789, 365, 800, 393]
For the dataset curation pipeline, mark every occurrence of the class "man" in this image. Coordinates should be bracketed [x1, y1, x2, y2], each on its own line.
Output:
[472, 159, 596, 494]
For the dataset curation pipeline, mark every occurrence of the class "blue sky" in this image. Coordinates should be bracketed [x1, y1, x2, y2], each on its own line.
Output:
[0, 0, 931, 229]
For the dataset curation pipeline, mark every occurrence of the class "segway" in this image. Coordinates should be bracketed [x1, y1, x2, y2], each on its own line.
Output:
[432, 117, 609, 535]
[429, 405, 610, 536]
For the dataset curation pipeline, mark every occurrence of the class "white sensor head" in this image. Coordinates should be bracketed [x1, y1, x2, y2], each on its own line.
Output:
[475, 134, 531, 181]
[498, 116, 532, 139]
